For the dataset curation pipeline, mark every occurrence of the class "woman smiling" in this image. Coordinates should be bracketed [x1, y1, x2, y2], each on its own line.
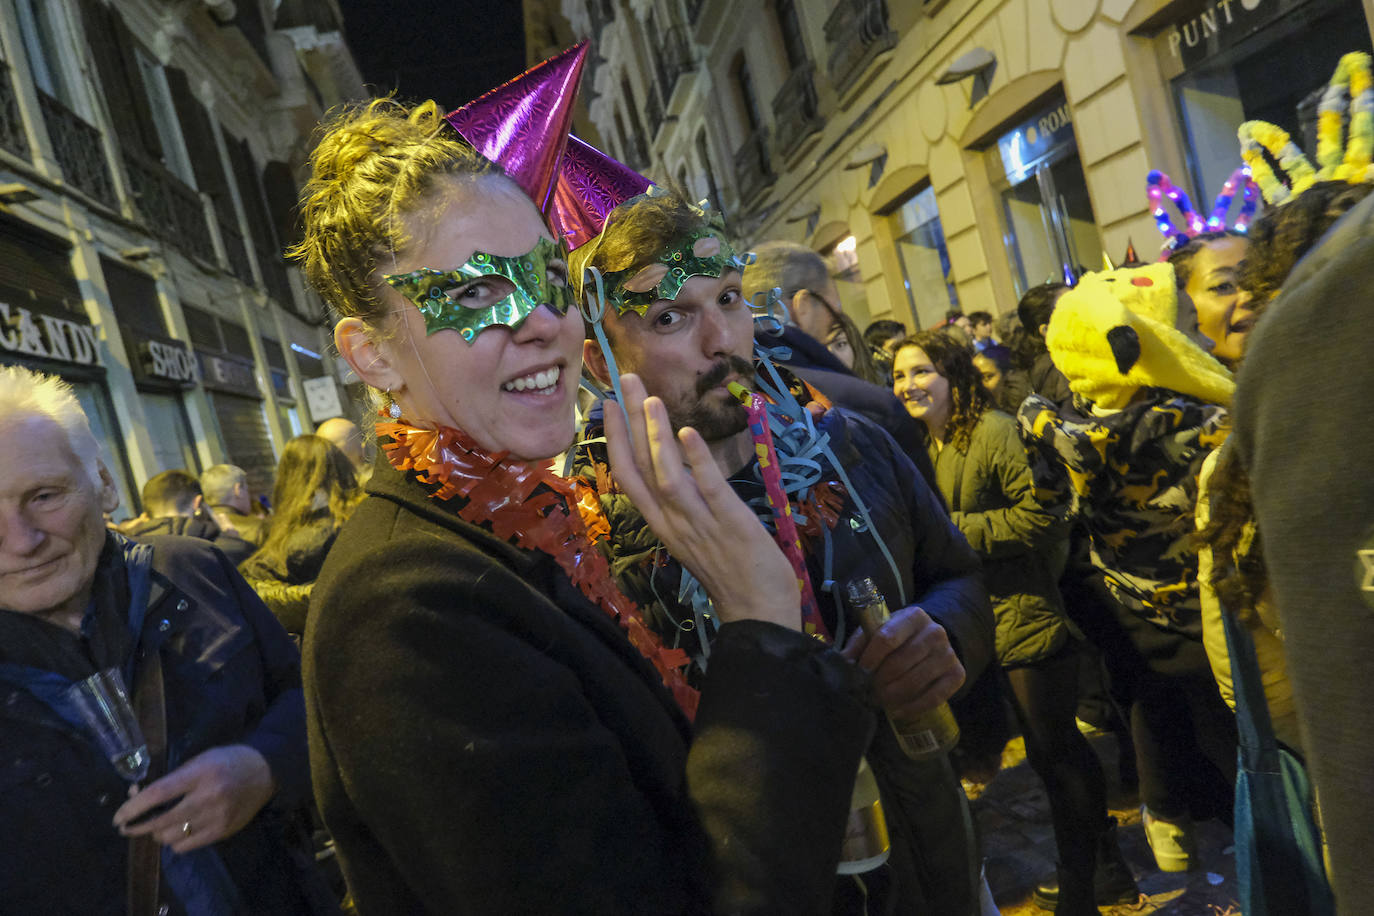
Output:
[289, 94, 870, 915]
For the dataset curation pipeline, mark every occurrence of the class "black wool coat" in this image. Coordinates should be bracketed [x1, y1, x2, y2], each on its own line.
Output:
[304, 459, 874, 915]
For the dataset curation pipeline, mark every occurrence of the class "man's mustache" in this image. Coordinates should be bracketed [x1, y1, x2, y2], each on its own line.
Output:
[696, 356, 755, 397]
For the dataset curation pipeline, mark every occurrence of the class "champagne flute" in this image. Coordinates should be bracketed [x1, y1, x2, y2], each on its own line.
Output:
[64, 668, 149, 783]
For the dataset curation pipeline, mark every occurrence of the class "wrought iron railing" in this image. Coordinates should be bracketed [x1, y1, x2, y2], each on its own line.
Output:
[732, 127, 774, 204]
[824, 0, 898, 97]
[0, 62, 29, 160]
[123, 151, 216, 263]
[37, 90, 117, 208]
[771, 63, 823, 155]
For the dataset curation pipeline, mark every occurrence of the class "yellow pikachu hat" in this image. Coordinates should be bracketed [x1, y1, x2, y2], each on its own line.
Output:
[1045, 262, 1235, 409]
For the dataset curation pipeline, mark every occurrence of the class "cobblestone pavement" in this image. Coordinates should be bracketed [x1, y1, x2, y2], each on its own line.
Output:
[972, 733, 1243, 915]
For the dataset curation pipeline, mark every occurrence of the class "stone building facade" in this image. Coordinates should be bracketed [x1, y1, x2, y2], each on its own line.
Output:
[556, 0, 1374, 330]
[0, 0, 365, 515]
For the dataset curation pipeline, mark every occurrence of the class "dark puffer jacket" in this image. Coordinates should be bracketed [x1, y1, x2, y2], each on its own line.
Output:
[928, 410, 1072, 667]
[123, 513, 256, 566]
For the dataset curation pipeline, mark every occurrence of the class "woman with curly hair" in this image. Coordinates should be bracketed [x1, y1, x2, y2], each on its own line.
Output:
[893, 330, 1136, 914]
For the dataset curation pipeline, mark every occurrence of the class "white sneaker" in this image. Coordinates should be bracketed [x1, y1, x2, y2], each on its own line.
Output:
[1141, 805, 1197, 872]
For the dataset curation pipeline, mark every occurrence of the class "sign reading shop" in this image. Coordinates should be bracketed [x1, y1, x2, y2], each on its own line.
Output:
[122, 324, 199, 388]
[0, 302, 101, 366]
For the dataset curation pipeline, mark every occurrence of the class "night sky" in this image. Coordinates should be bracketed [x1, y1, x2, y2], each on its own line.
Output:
[337, 0, 527, 108]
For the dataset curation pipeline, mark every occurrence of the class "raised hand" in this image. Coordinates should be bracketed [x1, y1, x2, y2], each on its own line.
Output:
[603, 374, 802, 631]
[113, 744, 275, 854]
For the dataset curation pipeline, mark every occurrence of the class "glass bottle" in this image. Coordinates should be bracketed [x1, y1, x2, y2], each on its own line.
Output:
[845, 576, 961, 759]
[836, 756, 890, 874]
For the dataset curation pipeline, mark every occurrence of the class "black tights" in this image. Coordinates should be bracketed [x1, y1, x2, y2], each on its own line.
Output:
[1006, 649, 1108, 875]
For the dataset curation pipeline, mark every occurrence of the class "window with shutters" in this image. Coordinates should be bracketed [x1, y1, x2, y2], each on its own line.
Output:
[219, 319, 254, 362]
[14, 0, 78, 110]
[0, 215, 83, 317]
[133, 48, 195, 186]
[101, 257, 166, 338]
[181, 304, 224, 352]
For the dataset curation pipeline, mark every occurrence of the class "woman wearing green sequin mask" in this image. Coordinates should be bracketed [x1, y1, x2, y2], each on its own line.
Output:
[289, 96, 870, 914]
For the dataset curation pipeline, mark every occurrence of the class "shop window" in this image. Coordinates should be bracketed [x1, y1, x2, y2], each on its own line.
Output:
[887, 186, 958, 329]
[820, 233, 869, 324]
[1160, 0, 1372, 205]
[993, 94, 1103, 297]
[141, 391, 199, 474]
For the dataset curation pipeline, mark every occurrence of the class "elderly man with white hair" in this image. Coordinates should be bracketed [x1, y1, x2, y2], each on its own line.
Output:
[0, 366, 333, 914]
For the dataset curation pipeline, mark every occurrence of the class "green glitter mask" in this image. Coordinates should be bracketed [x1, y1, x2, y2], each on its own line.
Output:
[596, 207, 750, 317]
[383, 236, 575, 342]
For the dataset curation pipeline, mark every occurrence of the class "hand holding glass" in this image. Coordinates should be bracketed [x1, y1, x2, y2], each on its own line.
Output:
[64, 668, 149, 783]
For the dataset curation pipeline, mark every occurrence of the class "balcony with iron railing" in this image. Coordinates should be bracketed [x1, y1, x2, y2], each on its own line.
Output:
[825, 0, 898, 98]
[37, 91, 117, 209]
[771, 63, 824, 158]
[0, 63, 29, 160]
[732, 127, 774, 204]
[123, 151, 217, 264]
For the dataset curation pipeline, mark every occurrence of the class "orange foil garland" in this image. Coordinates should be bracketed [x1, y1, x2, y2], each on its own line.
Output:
[378, 416, 699, 720]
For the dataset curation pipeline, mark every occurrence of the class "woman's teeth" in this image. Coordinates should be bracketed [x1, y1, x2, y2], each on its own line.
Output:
[502, 366, 560, 394]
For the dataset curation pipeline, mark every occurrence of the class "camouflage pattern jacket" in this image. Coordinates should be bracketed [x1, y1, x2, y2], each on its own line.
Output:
[1018, 389, 1228, 637]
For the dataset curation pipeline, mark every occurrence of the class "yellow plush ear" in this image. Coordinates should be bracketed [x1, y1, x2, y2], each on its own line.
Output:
[1048, 266, 1235, 409]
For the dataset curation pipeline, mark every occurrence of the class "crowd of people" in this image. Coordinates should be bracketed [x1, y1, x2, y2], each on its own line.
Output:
[3, 41, 1372, 916]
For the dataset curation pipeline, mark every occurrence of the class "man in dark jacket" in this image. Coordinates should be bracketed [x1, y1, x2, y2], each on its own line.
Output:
[201, 463, 267, 547]
[123, 469, 256, 565]
[574, 191, 995, 914]
[744, 240, 939, 494]
[0, 366, 329, 915]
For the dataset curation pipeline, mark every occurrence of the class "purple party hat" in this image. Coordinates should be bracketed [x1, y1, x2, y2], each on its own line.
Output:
[444, 42, 588, 214]
[552, 135, 653, 249]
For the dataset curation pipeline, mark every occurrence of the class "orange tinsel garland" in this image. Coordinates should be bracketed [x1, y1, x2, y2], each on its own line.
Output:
[377, 417, 699, 720]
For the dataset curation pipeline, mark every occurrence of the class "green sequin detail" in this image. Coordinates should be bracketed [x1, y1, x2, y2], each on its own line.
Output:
[600, 211, 747, 317]
[383, 236, 574, 342]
